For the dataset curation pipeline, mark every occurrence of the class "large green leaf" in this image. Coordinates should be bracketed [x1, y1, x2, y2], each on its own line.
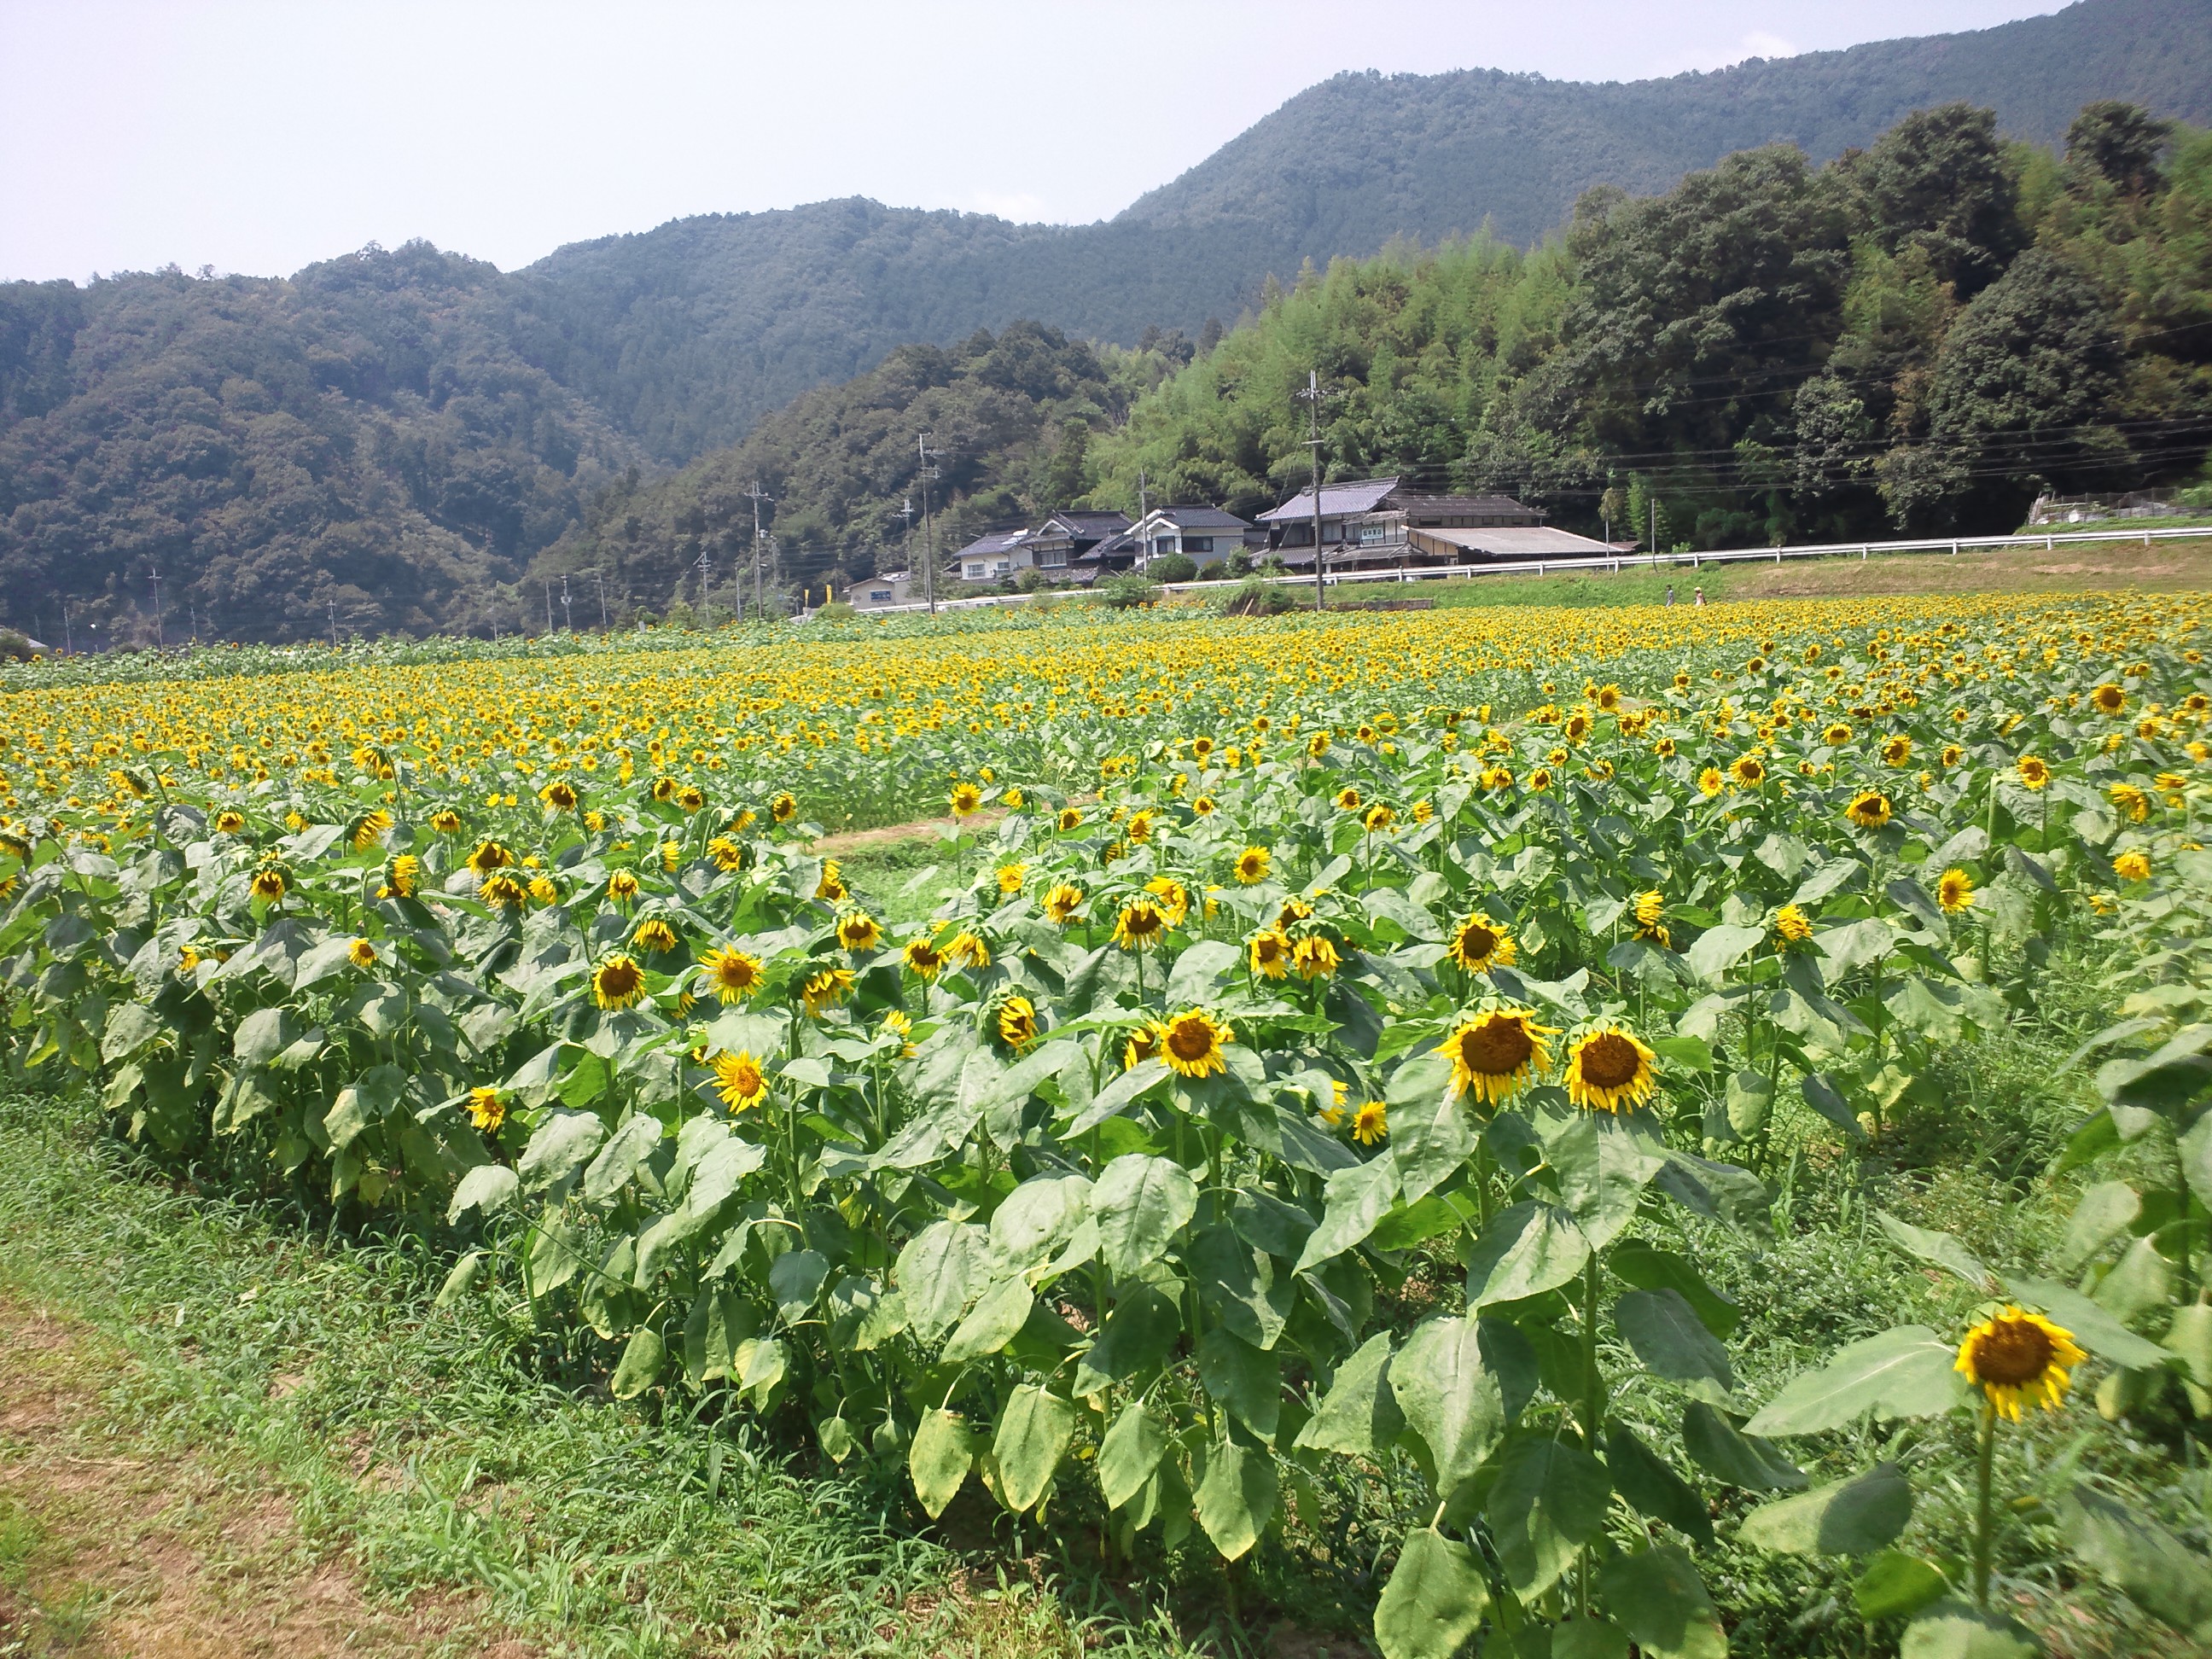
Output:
[1548, 1114, 1666, 1249]
[2000, 1274, 2172, 1371]
[992, 1384, 1075, 1513]
[989, 1173, 1093, 1268]
[1681, 1403, 1805, 1491]
[1610, 1243, 1740, 1337]
[2058, 1485, 2212, 1639]
[1097, 1400, 1167, 1511]
[1295, 1330, 1404, 1458]
[1739, 1464, 1913, 1556]
[1464, 1202, 1592, 1309]
[1091, 1154, 1198, 1277]
[1196, 1329, 1281, 1441]
[1393, 1312, 1521, 1490]
[909, 1408, 973, 1519]
[939, 1274, 1033, 1363]
[1854, 1552, 1953, 1622]
[609, 1325, 666, 1400]
[1687, 924, 1767, 984]
[1615, 1289, 1734, 1398]
[1485, 1435, 1611, 1598]
[446, 1163, 519, 1224]
[1191, 1225, 1291, 1350]
[1874, 1211, 1993, 1289]
[1599, 1545, 1726, 1659]
[1372, 1528, 1490, 1659]
[1193, 1440, 1278, 1561]
[583, 1111, 665, 1205]
[1898, 1602, 2039, 1659]
[2056, 1181, 2141, 1275]
[517, 1109, 607, 1190]
[896, 1220, 988, 1341]
[1743, 1326, 1965, 1436]
[1606, 1424, 1714, 1546]
[1293, 1152, 1401, 1272]
[1073, 1284, 1183, 1395]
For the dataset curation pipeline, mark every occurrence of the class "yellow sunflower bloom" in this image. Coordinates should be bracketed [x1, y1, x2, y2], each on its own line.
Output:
[1955, 1307, 2085, 1421]
[1158, 1008, 1233, 1079]
[1113, 899, 1167, 952]
[1293, 934, 1341, 980]
[633, 917, 679, 953]
[1043, 882, 1085, 924]
[1447, 912, 1517, 974]
[837, 911, 882, 952]
[997, 995, 1038, 1051]
[1938, 869, 1975, 913]
[466, 1086, 507, 1132]
[591, 954, 648, 1010]
[1353, 1100, 1388, 1145]
[700, 946, 764, 1002]
[1235, 845, 1272, 884]
[1441, 1007, 1554, 1107]
[713, 1049, 768, 1113]
[801, 965, 856, 1015]
[1564, 1023, 1658, 1114]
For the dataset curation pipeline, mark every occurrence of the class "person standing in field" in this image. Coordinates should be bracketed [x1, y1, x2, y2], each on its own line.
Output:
[1693, 587, 1706, 607]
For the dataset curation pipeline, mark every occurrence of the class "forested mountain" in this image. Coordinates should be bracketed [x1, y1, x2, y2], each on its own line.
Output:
[533, 322, 1185, 614]
[5, 0, 2211, 642]
[0, 243, 643, 644]
[1089, 103, 2212, 545]
[1121, 0, 2212, 252]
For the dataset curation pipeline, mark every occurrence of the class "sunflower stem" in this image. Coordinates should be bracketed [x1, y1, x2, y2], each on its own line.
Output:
[1972, 1397, 1999, 1612]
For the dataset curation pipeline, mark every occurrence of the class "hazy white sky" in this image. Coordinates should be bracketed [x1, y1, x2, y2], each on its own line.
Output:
[2, 0, 2064, 282]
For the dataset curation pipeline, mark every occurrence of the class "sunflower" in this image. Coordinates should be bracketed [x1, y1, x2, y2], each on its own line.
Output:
[1307, 732, 1331, 758]
[250, 865, 289, 902]
[1482, 763, 1516, 789]
[1938, 868, 1975, 913]
[1528, 767, 1554, 792]
[1954, 1307, 2085, 1421]
[380, 853, 419, 899]
[837, 911, 882, 952]
[771, 791, 798, 823]
[1159, 1008, 1234, 1079]
[346, 937, 377, 970]
[1773, 903, 1813, 944]
[346, 808, 393, 852]
[1145, 876, 1191, 926]
[1564, 1024, 1658, 1114]
[591, 954, 647, 1010]
[2017, 755, 2051, 789]
[901, 935, 946, 979]
[1846, 790, 1893, 829]
[1441, 1007, 1554, 1107]
[707, 836, 748, 871]
[212, 809, 247, 835]
[816, 859, 847, 902]
[881, 1009, 917, 1056]
[946, 929, 992, 969]
[1353, 1100, 1388, 1146]
[1364, 803, 1397, 834]
[606, 869, 641, 905]
[1002, 787, 1026, 811]
[1249, 927, 1291, 979]
[2110, 783, 2150, 823]
[2114, 849, 2152, 882]
[1043, 882, 1085, 924]
[1293, 934, 1341, 980]
[713, 1049, 768, 1113]
[1447, 911, 1516, 974]
[1823, 723, 1853, 745]
[1334, 786, 1363, 812]
[1057, 806, 1085, 832]
[661, 841, 683, 872]
[528, 875, 560, 906]
[539, 779, 579, 812]
[2090, 684, 2127, 716]
[677, 786, 707, 813]
[467, 839, 514, 875]
[466, 1086, 507, 1132]
[1126, 810, 1155, 843]
[996, 995, 1039, 1051]
[429, 809, 463, 835]
[1113, 899, 1167, 952]
[479, 870, 527, 910]
[1191, 795, 1217, 817]
[949, 782, 983, 818]
[1235, 845, 1272, 884]
[701, 945, 764, 1002]
[1122, 1020, 1166, 1070]
[990, 862, 1027, 899]
[801, 965, 857, 1015]
[1697, 766, 1726, 798]
[1940, 744, 1964, 768]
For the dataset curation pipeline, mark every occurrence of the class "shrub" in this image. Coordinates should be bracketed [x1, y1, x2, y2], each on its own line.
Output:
[1146, 552, 1198, 584]
[1223, 577, 1300, 616]
[1098, 572, 1161, 609]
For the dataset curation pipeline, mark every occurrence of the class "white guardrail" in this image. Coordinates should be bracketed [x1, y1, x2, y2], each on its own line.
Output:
[834, 522, 2212, 618]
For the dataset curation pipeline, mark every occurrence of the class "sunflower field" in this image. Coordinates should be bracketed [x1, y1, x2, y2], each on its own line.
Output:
[4, 591, 2212, 1657]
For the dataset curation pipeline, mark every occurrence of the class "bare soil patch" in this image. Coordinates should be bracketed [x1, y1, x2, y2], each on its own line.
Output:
[0, 1300, 523, 1658]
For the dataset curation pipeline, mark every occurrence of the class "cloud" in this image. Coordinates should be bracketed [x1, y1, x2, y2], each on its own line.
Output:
[1737, 30, 1801, 61]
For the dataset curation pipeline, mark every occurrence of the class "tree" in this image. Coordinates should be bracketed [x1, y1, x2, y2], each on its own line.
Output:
[1852, 103, 2024, 299]
[2067, 102, 2175, 197]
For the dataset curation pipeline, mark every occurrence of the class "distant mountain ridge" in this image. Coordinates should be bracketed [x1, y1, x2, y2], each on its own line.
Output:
[4, 0, 2209, 643]
[1119, 0, 2212, 250]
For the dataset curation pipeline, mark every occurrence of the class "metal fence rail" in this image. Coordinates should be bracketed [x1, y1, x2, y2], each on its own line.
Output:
[839, 521, 2212, 617]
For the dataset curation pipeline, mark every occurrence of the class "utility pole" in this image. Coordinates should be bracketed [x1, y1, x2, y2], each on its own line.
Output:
[61, 602, 73, 655]
[743, 482, 773, 621]
[148, 562, 165, 649]
[917, 434, 941, 615]
[1296, 370, 1327, 612]
[189, 601, 200, 643]
[561, 575, 573, 633]
[691, 544, 713, 626]
[1650, 497, 1657, 555]
[544, 582, 555, 636]
[591, 568, 608, 631]
[329, 598, 339, 650]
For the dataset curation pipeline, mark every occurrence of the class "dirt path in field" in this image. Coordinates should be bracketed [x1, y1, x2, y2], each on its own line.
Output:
[0, 1300, 527, 1659]
[813, 793, 1097, 857]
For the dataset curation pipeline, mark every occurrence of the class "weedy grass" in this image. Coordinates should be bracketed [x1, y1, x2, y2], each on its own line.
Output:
[0, 1089, 1174, 1658]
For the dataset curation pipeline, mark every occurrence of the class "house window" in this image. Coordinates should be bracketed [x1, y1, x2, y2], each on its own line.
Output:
[1039, 546, 1067, 568]
[1185, 536, 1213, 553]
[993, 561, 1011, 576]
[967, 563, 986, 578]
[869, 589, 891, 602]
